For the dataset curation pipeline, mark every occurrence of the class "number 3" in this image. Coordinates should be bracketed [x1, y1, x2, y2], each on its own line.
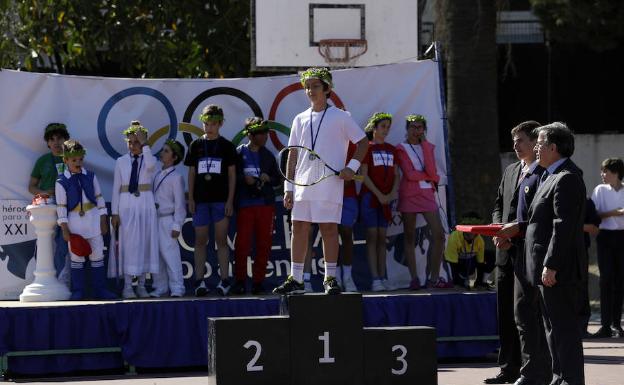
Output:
[391, 344, 407, 375]
[244, 340, 263, 372]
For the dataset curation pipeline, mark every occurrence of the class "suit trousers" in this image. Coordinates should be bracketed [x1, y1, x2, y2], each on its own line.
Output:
[495, 258, 521, 376]
[514, 268, 551, 383]
[596, 230, 624, 329]
[539, 285, 585, 385]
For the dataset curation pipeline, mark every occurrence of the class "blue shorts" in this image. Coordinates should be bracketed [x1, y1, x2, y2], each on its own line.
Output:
[360, 192, 389, 228]
[193, 202, 226, 227]
[340, 197, 359, 227]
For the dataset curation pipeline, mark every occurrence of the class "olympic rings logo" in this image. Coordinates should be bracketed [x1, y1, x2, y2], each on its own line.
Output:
[97, 83, 345, 159]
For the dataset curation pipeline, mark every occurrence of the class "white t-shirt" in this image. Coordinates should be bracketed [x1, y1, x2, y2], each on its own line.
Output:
[287, 106, 365, 204]
[591, 183, 624, 230]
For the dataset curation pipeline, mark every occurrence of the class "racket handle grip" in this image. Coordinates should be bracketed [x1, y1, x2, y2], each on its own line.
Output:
[353, 175, 364, 182]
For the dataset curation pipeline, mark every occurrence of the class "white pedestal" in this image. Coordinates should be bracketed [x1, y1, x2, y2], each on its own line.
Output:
[19, 203, 71, 302]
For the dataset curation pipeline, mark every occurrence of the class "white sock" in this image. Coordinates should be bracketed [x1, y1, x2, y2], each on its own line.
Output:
[325, 262, 337, 280]
[342, 265, 352, 277]
[291, 262, 304, 283]
[303, 272, 311, 281]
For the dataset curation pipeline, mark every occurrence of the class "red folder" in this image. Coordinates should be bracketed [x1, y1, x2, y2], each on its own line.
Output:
[455, 224, 505, 237]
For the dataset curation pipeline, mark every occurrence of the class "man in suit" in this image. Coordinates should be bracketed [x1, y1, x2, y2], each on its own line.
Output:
[502, 122, 586, 385]
[487, 121, 541, 384]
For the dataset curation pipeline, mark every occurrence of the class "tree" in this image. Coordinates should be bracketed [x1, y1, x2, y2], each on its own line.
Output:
[530, 0, 624, 52]
[435, 1, 501, 218]
[0, 0, 251, 78]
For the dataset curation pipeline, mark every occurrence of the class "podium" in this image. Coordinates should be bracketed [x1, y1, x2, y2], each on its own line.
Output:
[208, 293, 437, 385]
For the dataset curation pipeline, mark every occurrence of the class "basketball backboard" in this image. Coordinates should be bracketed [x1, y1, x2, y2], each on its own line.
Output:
[251, 0, 419, 71]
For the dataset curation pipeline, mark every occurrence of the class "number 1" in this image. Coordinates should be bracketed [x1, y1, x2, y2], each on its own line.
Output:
[318, 331, 335, 364]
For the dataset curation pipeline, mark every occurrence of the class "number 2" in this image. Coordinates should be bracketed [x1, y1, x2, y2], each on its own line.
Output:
[391, 344, 407, 375]
[244, 340, 263, 372]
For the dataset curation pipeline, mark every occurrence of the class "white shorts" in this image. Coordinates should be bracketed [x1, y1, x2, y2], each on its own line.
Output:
[291, 200, 342, 224]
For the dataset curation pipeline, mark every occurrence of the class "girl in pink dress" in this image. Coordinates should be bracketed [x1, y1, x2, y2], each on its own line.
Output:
[396, 114, 450, 289]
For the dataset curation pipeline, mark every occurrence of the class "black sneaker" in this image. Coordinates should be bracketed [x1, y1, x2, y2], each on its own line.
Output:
[323, 276, 341, 295]
[473, 280, 494, 291]
[194, 280, 208, 297]
[216, 279, 231, 296]
[231, 280, 246, 295]
[611, 325, 624, 338]
[251, 282, 265, 295]
[272, 276, 305, 295]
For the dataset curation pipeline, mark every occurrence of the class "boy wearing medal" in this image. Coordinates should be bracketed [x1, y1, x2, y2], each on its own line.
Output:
[232, 118, 281, 295]
[360, 112, 399, 291]
[111, 121, 159, 299]
[185, 105, 237, 296]
[273, 67, 368, 295]
[29, 123, 71, 282]
[150, 140, 187, 297]
[55, 140, 115, 300]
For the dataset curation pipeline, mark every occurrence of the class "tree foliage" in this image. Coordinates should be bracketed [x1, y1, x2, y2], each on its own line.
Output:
[530, 0, 624, 51]
[0, 0, 251, 78]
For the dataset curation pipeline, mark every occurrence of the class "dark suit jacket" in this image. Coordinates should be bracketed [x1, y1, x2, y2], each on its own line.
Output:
[492, 161, 522, 266]
[524, 159, 586, 286]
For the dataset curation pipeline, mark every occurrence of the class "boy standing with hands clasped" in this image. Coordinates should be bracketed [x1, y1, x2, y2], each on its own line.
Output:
[55, 140, 115, 300]
[150, 139, 187, 298]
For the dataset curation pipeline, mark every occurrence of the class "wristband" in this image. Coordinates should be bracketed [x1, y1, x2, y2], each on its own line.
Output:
[346, 159, 361, 173]
[284, 180, 294, 192]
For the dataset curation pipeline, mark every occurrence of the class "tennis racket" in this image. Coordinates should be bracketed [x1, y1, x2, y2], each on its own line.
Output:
[278, 145, 363, 186]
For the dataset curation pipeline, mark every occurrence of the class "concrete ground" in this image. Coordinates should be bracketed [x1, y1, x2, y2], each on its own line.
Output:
[9, 323, 622, 385]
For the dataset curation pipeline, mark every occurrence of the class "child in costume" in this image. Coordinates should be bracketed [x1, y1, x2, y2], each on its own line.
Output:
[360, 112, 400, 291]
[150, 139, 187, 297]
[29, 123, 71, 282]
[185, 105, 237, 296]
[55, 140, 115, 300]
[111, 120, 159, 299]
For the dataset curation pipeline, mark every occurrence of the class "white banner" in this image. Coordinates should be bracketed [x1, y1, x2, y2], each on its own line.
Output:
[0, 60, 448, 297]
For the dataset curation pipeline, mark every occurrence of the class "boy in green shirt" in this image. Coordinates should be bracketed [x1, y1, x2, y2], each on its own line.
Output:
[29, 123, 71, 281]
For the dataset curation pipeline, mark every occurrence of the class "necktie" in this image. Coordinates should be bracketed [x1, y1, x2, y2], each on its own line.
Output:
[538, 171, 549, 188]
[129, 155, 139, 194]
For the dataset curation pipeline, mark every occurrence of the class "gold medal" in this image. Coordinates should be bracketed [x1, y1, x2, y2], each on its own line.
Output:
[79, 210, 85, 217]
[524, 186, 530, 194]
[134, 191, 141, 197]
[204, 174, 212, 181]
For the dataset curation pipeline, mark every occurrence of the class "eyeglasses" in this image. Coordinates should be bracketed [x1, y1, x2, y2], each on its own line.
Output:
[535, 140, 550, 149]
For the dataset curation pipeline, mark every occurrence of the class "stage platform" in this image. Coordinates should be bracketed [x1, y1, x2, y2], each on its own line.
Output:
[0, 290, 497, 377]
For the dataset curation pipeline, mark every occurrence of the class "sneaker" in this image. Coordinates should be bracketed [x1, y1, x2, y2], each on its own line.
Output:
[195, 281, 208, 297]
[304, 280, 313, 293]
[136, 286, 150, 298]
[409, 277, 420, 290]
[342, 275, 357, 292]
[473, 280, 494, 291]
[231, 280, 246, 295]
[251, 282, 265, 295]
[273, 276, 306, 295]
[216, 279, 231, 296]
[122, 286, 137, 299]
[149, 290, 168, 298]
[131, 275, 139, 287]
[429, 277, 453, 289]
[611, 326, 624, 338]
[382, 279, 392, 291]
[371, 279, 385, 292]
[323, 276, 341, 295]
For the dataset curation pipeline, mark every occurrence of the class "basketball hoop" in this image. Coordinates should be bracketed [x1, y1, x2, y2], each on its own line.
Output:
[318, 39, 368, 67]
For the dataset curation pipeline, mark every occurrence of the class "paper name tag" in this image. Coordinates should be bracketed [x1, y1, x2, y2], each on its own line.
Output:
[372, 151, 393, 167]
[198, 157, 222, 174]
[244, 167, 260, 177]
[419, 180, 432, 189]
